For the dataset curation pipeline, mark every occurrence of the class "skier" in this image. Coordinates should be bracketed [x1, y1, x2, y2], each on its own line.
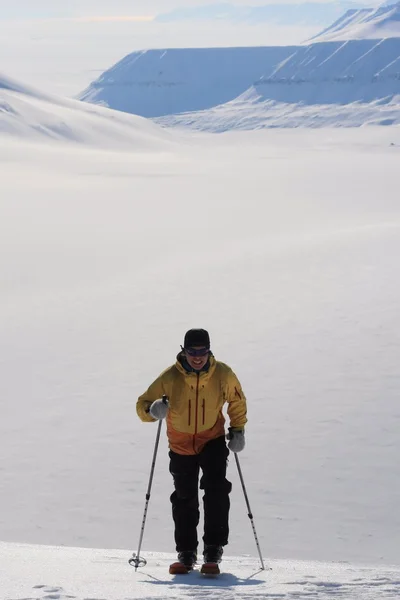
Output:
[136, 328, 247, 573]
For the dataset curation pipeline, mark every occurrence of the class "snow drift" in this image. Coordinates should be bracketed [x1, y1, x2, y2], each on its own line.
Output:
[0, 73, 172, 149]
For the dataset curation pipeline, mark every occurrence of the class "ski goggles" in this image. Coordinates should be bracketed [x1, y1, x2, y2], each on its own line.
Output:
[181, 346, 210, 357]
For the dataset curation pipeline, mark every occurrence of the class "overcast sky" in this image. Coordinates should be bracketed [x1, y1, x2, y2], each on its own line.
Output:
[1, 0, 379, 19]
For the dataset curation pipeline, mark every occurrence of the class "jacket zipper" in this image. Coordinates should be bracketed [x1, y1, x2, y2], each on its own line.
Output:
[193, 374, 200, 453]
[188, 399, 191, 426]
[202, 398, 205, 425]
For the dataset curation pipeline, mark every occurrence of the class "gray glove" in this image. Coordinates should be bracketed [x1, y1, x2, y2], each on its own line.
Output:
[227, 427, 245, 453]
[149, 397, 169, 420]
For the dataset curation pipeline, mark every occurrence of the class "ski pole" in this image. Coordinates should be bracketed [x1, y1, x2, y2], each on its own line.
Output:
[129, 395, 168, 570]
[234, 453, 265, 570]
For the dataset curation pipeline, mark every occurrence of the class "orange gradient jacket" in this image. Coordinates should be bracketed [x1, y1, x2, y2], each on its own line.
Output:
[137, 354, 247, 455]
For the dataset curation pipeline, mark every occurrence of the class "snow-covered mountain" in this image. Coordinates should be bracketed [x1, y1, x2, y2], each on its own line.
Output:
[157, 38, 400, 130]
[79, 47, 295, 118]
[155, 2, 368, 27]
[79, 38, 400, 128]
[311, 0, 400, 41]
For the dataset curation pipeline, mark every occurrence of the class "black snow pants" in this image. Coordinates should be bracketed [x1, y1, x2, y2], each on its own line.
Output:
[169, 435, 232, 552]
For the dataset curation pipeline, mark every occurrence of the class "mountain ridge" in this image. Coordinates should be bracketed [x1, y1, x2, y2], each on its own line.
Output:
[311, 0, 400, 41]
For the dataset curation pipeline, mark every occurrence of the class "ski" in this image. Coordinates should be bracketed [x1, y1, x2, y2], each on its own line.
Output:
[169, 561, 192, 575]
[200, 562, 220, 576]
[169, 561, 220, 576]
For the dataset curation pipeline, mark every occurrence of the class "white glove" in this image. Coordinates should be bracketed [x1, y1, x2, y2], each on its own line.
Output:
[149, 398, 169, 420]
[227, 428, 245, 453]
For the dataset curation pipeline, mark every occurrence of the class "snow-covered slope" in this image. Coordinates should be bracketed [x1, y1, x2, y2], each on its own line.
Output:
[2, 127, 400, 565]
[3, 542, 400, 600]
[156, 2, 366, 27]
[311, 1, 400, 41]
[0, 74, 172, 149]
[157, 93, 400, 130]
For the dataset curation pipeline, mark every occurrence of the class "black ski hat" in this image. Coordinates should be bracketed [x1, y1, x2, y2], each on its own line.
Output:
[184, 328, 210, 349]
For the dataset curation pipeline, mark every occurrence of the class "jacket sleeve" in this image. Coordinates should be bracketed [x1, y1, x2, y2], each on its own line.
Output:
[136, 372, 168, 423]
[226, 370, 248, 429]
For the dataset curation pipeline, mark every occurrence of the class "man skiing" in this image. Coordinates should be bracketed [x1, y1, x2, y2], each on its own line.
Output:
[136, 328, 247, 574]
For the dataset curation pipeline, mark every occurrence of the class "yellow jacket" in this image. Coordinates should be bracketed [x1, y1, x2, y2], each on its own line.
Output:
[137, 354, 247, 455]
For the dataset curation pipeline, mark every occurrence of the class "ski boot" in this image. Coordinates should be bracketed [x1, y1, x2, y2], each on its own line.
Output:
[169, 550, 197, 575]
[201, 545, 223, 575]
